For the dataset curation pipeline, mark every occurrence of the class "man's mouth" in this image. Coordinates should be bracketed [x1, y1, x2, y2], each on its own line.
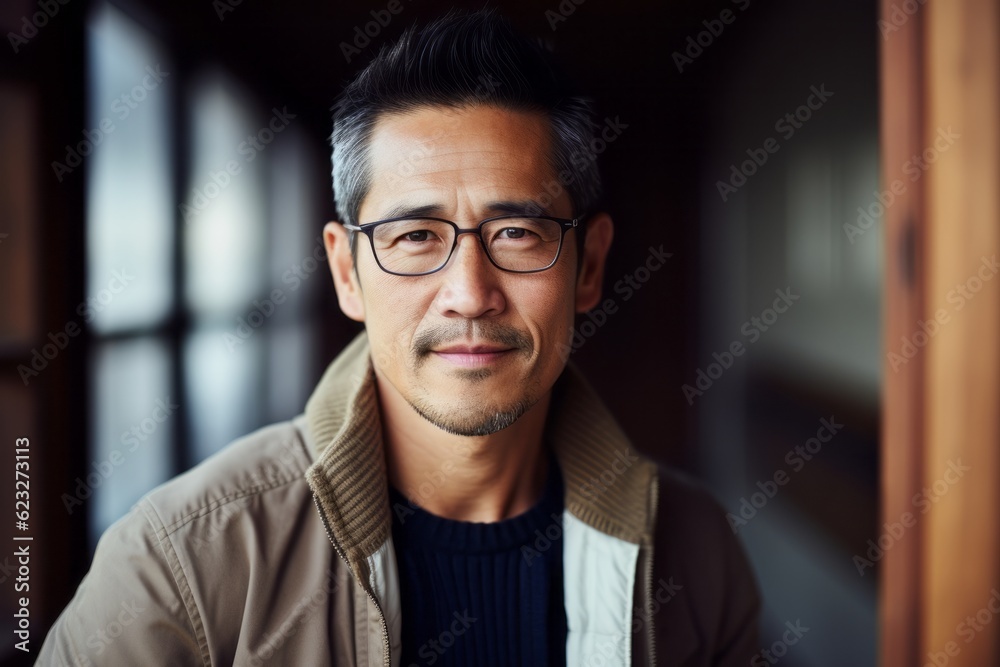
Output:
[431, 344, 516, 368]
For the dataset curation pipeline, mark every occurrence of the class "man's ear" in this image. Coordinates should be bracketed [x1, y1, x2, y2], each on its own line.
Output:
[575, 212, 614, 313]
[323, 221, 365, 322]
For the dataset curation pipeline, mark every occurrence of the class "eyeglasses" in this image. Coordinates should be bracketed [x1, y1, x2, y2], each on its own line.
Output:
[343, 214, 582, 276]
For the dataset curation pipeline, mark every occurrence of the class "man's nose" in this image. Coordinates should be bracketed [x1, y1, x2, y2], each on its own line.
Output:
[433, 234, 506, 319]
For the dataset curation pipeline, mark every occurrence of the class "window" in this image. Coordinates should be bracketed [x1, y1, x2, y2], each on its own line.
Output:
[85, 1, 322, 550]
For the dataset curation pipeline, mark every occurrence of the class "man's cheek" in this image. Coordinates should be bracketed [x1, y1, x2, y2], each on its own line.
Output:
[539, 306, 573, 359]
[372, 346, 396, 375]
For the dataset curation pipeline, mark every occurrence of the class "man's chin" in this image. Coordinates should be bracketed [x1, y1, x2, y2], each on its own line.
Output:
[408, 397, 533, 437]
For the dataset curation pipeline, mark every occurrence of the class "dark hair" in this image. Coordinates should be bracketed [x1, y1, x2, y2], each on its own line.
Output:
[329, 9, 603, 266]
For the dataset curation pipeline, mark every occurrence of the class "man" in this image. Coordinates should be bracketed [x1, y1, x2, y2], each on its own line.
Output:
[39, 10, 759, 666]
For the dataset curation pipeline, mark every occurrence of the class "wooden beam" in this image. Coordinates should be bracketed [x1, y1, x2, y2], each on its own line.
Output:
[880, 0, 927, 664]
[921, 0, 1000, 664]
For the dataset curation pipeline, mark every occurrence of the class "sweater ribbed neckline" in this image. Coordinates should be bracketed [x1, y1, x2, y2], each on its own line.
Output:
[388, 447, 564, 554]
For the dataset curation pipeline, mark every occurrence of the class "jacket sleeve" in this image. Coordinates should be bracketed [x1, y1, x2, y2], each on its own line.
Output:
[651, 465, 762, 667]
[711, 505, 762, 666]
[36, 500, 206, 666]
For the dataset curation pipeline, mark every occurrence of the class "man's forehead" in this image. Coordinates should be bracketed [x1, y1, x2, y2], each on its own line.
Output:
[362, 104, 568, 217]
[368, 105, 552, 170]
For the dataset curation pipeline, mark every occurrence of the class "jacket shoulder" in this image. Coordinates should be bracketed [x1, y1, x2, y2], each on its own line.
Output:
[37, 417, 326, 666]
[654, 465, 734, 541]
[141, 417, 312, 536]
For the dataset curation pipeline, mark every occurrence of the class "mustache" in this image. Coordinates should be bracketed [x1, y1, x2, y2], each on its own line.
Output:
[412, 322, 532, 355]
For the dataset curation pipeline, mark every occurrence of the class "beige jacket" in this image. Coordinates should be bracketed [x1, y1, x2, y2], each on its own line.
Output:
[38, 330, 760, 666]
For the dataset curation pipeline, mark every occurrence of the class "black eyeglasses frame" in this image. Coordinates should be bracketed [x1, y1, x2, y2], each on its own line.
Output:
[342, 214, 584, 276]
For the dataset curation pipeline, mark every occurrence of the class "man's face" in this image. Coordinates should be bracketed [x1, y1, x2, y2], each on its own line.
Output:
[343, 105, 592, 436]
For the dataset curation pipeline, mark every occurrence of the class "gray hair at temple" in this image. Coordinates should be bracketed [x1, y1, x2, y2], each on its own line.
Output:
[328, 8, 604, 267]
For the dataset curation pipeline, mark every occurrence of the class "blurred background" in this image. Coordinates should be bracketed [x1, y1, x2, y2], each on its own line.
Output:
[2, 0, 998, 665]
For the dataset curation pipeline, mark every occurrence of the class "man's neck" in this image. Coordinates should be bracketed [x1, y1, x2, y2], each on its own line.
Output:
[376, 373, 552, 524]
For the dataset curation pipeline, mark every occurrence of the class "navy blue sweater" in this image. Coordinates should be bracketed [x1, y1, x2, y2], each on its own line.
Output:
[388, 448, 567, 666]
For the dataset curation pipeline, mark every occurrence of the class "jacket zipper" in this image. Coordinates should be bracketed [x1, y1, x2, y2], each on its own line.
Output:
[311, 493, 391, 667]
[645, 473, 660, 667]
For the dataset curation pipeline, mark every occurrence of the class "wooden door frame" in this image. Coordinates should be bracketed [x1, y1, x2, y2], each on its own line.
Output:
[880, 0, 1000, 665]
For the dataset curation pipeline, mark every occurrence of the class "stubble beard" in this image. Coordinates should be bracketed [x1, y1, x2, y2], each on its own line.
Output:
[404, 323, 541, 435]
[407, 385, 538, 436]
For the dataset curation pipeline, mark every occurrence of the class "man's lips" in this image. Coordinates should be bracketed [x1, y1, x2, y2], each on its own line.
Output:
[433, 345, 514, 354]
[431, 345, 516, 368]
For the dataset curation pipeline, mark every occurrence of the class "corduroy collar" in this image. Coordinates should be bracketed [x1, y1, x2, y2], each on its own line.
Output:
[304, 329, 658, 570]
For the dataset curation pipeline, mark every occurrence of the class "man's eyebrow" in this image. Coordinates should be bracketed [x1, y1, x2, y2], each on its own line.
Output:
[485, 200, 553, 217]
[376, 203, 443, 220]
[375, 199, 553, 221]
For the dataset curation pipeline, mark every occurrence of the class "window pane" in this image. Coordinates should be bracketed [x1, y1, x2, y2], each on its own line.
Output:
[267, 321, 316, 422]
[267, 126, 324, 320]
[265, 129, 323, 420]
[89, 337, 173, 550]
[757, 146, 882, 398]
[184, 72, 266, 319]
[86, 3, 174, 334]
[184, 326, 263, 463]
